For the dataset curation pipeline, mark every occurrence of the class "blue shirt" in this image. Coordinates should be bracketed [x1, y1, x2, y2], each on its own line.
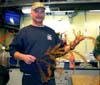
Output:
[9, 25, 63, 74]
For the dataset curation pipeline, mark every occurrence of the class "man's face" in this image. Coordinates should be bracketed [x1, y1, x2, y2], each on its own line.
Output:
[31, 7, 45, 24]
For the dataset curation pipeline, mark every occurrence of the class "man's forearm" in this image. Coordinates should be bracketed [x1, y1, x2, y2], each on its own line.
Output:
[14, 51, 26, 60]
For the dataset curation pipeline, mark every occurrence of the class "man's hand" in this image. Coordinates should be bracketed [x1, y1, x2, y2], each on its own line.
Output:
[14, 52, 36, 64]
[22, 55, 36, 64]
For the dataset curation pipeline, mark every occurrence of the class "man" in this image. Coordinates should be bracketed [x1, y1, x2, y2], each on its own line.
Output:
[9, 2, 83, 85]
[93, 35, 100, 61]
[9, 2, 63, 85]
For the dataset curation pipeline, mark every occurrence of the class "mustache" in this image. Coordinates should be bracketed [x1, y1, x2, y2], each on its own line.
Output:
[36, 16, 44, 19]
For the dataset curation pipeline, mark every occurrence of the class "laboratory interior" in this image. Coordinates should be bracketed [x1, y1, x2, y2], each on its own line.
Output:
[0, 0, 100, 85]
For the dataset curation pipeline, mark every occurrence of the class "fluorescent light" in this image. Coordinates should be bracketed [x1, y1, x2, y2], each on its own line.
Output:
[22, 7, 31, 14]
[45, 6, 51, 13]
[89, 10, 100, 13]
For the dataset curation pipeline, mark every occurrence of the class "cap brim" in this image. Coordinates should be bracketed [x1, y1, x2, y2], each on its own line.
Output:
[32, 2, 45, 10]
[32, 7, 45, 10]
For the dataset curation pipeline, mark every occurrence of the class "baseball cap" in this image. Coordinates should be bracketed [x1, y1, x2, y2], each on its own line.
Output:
[32, 2, 45, 10]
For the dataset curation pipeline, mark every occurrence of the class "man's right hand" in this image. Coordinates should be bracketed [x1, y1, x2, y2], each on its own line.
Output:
[22, 55, 36, 64]
[14, 52, 36, 64]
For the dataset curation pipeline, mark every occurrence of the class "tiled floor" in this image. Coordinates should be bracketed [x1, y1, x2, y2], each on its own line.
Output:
[7, 68, 22, 85]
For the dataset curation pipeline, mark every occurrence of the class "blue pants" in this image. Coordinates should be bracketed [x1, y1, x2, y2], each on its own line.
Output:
[22, 74, 56, 85]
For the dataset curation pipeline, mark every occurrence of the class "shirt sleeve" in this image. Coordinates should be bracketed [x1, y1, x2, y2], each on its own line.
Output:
[9, 29, 25, 57]
[93, 35, 100, 59]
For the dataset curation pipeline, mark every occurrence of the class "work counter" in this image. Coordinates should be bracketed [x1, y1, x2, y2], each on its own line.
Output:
[7, 61, 100, 85]
[55, 61, 100, 85]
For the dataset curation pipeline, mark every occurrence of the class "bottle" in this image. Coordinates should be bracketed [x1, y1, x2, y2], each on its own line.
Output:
[69, 53, 75, 69]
